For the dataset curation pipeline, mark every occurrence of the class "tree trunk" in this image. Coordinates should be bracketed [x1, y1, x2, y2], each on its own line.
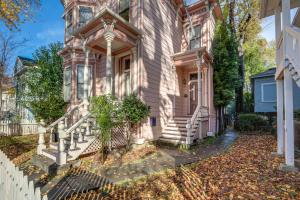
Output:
[236, 43, 245, 113]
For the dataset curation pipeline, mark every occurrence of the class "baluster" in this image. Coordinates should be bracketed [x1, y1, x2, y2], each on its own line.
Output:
[69, 130, 75, 150]
[81, 126, 86, 142]
[85, 119, 91, 136]
[186, 119, 192, 146]
[57, 120, 67, 165]
[49, 128, 53, 145]
[37, 120, 46, 155]
[77, 127, 83, 143]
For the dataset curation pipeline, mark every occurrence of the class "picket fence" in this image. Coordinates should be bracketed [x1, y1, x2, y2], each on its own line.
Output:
[0, 121, 39, 136]
[0, 150, 47, 200]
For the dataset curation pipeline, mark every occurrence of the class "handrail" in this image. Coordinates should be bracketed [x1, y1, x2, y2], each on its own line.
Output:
[186, 104, 201, 145]
[64, 112, 91, 135]
[46, 102, 86, 130]
[286, 26, 300, 40]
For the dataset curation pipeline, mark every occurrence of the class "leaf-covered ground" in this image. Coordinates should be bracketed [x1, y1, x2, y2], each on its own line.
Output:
[0, 134, 38, 160]
[70, 135, 300, 200]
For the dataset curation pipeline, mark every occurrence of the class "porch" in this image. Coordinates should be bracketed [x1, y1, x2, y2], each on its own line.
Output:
[158, 48, 212, 145]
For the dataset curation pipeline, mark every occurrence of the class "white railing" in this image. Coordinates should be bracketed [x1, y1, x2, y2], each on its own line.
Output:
[186, 104, 202, 145]
[0, 150, 48, 200]
[0, 121, 39, 136]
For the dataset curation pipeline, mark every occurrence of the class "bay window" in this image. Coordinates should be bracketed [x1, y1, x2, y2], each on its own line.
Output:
[66, 11, 73, 39]
[79, 6, 93, 27]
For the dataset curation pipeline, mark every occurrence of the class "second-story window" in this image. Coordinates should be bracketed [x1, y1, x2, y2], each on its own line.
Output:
[119, 0, 130, 21]
[189, 25, 201, 50]
[79, 6, 93, 27]
[66, 10, 73, 39]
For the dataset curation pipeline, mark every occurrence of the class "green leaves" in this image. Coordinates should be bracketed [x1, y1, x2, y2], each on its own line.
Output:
[212, 21, 240, 108]
[19, 42, 66, 125]
[119, 94, 151, 125]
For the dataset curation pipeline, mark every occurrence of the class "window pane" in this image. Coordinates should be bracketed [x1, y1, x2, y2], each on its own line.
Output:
[190, 73, 198, 81]
[77, 65, 84, 84]
[64, 68, 71, 102]
[119, 0, 129, 12]
[125, 72, 130, 96]
[190, 39, 200, 49]
[77, 84, 84, 99]
[262, 83, 276, 102]
[79, 6, 93, 26]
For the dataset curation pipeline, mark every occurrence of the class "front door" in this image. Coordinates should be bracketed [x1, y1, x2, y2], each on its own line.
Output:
[189, 81, 198, 114]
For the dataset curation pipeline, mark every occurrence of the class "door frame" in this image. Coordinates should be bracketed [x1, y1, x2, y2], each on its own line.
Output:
[188, 71, 198, 115]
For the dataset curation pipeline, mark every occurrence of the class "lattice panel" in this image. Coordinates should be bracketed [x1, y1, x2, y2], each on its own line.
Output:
[81, 124, 127, 155]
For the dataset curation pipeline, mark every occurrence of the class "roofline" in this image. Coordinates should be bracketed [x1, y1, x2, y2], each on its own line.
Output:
[73, 7, 141, 37]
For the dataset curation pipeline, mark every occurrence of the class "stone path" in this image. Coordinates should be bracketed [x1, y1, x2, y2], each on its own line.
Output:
[99, 130, 238, 183]
[38, 130, 238, 199]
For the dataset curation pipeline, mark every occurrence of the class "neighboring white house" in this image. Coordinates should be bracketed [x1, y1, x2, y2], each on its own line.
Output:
[0, 56, 39, 136]
[260, 0, 300, 171]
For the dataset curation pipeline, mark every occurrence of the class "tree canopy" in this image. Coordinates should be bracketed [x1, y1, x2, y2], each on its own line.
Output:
[212, 21, 240, 108]
[0, 0, 40, 29]
[20, 42, 66, 124]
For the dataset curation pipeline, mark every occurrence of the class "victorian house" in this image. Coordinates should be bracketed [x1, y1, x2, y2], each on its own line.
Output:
[59, 0, 221, 143]
[37, 0, 221, 165]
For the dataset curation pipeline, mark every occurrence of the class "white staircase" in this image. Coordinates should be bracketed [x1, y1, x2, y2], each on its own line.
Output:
[159, 107, 209, 145]
[37, 103, 97, 165]
[284, 26, 300, 87]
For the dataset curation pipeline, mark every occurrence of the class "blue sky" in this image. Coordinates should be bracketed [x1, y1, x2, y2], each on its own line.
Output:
[0, 1, 297, 74]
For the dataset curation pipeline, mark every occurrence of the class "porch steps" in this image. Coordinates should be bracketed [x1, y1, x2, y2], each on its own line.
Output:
[159, 116, 198, 145]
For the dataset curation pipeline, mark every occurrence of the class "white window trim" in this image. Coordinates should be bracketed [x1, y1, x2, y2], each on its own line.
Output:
[261, 82, 276, 103]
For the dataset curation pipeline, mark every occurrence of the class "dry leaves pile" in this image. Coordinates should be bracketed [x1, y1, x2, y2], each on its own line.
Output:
[71, 135, 300, 200]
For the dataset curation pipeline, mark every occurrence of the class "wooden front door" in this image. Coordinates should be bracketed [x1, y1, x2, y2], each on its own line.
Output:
[189, 81, 198, 115]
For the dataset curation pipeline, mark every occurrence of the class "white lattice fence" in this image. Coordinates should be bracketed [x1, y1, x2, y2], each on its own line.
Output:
[0, 150, 48, 200]
[82, 123, 127, 155]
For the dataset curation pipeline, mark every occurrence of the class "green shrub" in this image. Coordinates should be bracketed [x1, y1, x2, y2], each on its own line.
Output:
[119, 94, 151, 149]
[235, 113, 270, 132]
[90, 95, 120, 162]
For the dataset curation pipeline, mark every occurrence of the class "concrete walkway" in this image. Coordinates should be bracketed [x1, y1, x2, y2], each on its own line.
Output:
[99, 130, 238, 183]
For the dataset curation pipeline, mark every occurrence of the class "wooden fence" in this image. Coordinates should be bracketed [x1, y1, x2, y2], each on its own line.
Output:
[0, 121, 39, 136]
[0, 150, 47, 200]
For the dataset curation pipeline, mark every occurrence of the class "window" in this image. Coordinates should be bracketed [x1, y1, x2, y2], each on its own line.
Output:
[77, 65, 93, 100]
[124, 58, 131, 96]
[64, 67, 72, 102]
[66, 10, 73, 38]
[189, 25, 201, 50]
[119, 0, 130, 21]
[189, 73, 198, 81]
[79, 6, 93, 27]
[261, 83, 276, 102]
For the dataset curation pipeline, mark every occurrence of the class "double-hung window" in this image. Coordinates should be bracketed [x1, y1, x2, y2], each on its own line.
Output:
[119, 0, 130, 21]
[79, 6, 93, 27]
[64, 67, 72, 102]
[189, 25, 201, 50]
[77, 65, 93, 100]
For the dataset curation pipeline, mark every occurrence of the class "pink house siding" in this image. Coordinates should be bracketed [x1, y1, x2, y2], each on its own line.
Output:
[59, 0, 221, 142]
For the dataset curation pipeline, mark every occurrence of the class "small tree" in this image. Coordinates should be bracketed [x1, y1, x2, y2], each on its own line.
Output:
[119, 94, 150, 150]
[212, 21, 240, 132]
[20, 42, 66, 124]
[90, 95, 119, 162]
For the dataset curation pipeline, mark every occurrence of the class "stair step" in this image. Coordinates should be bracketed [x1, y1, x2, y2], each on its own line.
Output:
[159, 137, 187, 145]
[42, 148, 72, 161]
[161, 133, 194, 139]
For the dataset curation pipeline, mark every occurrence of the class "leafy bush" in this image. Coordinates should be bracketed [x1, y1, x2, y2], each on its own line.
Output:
[90, 95, 120, 162]
[119, 94, 151, 149]
[235, 113, 270, 132]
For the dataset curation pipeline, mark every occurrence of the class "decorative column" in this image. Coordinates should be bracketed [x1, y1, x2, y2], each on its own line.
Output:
[196, 58, 202, 107]
[276, 80, 284, 155]
[37, 120, 46, 155]
[57, 120, 67, 165]
[104, 32, 115, 94]
[282, 0, 296, 169]
[275, 7, 284, 156]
